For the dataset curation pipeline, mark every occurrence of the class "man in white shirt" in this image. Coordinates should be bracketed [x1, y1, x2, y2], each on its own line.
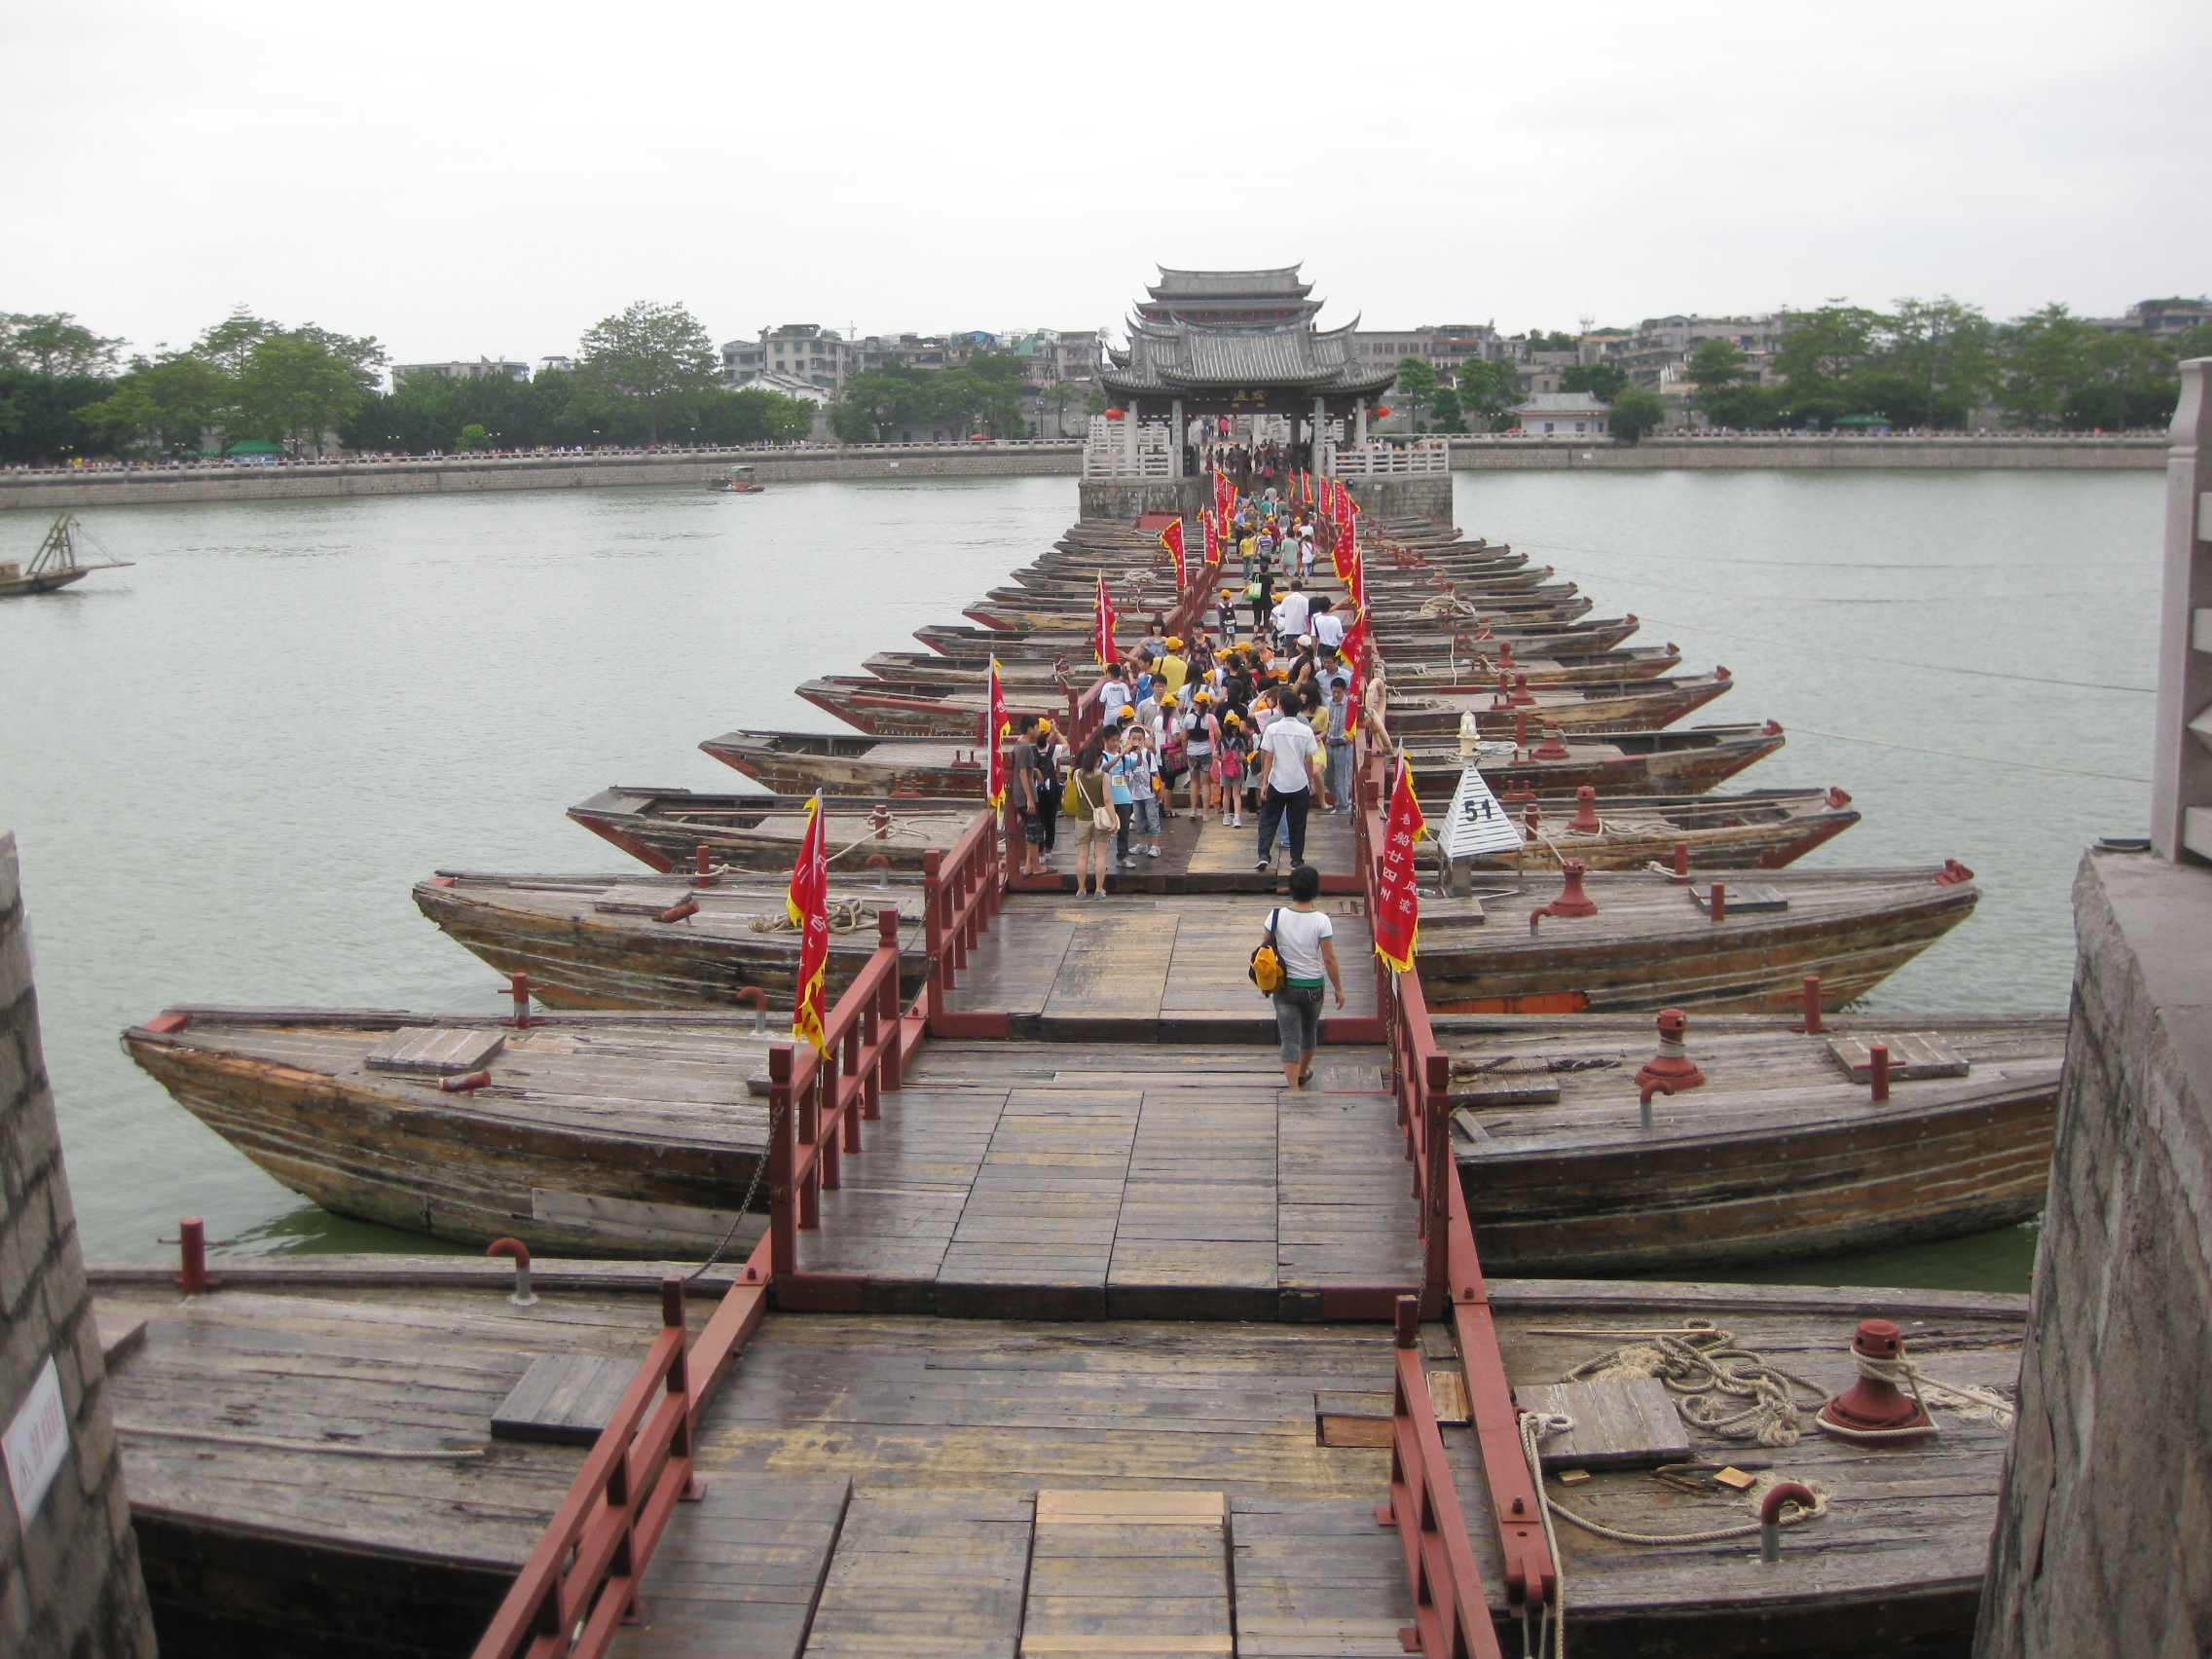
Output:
[1254, 702, 1330, 870]
[1310, 600, 1345, 651]
[1270, 582, 1310, 644]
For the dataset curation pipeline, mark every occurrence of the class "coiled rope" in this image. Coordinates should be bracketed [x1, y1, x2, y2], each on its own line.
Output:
[1564, 1319, 1826, 1447]
[746, 900, 874, 935]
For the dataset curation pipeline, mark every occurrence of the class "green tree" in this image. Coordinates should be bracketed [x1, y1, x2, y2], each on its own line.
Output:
[1686, 339, 1748, 394]
[1562, 362, 1629, 401]
[1609, 386, 1667, 443]
[936, 352, 1029, 438]
[0, 313, 125, 377]
[1998, 305, 2098, 429]
[1456, 359, 1523, 431]
[1429, 387, 1466, 433]
[80, 351, 231, 454]
[1391, 356, 1439, 428]
[235, 326, 386, 453]
[1697, 382, 1779, 429]
[193, 309, 280, 379]
[1772, 304, 1892, 424]
[575, 300, 720, 443]
[1043, 382, 1083, 438]
[830, 363, 929, 442]
[1517, 330, 1578, 353]
[1880, 297, 1998, 428]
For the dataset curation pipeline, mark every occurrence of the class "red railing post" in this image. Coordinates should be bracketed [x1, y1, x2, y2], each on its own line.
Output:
[878, 911, 904, 1093]
[922, 849, 946, 1021]
[768, 1044, 796, 1276]
[1423, 1051, 1451, 1309]
[797, 1056, 822, 1231]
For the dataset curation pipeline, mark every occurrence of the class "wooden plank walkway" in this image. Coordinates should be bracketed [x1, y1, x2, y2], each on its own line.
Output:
[795, 1042, 1421, 1318]
[607, 1477, 851, 1659]
[946, 894, 1378, 1040]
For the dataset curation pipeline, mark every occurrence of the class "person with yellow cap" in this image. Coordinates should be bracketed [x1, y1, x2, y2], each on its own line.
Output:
[1184, 689, 1216, 817]
[1213, 711, 1251, 829]
[1157, 637, 1188, 700]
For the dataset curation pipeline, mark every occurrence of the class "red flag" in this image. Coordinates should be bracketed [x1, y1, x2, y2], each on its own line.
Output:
[986, 658, 1009, 809]
[1159, 517, 1187, 592]
[1341, 606, 1372, 680]
[1200, 507, 1219, 567]
[1371, 753, 1425, 974]
[1093, 573, 1117, 668]
[786, 793, 830, 1054]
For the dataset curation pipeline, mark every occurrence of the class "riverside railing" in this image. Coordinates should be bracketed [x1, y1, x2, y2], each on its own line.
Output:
[1382, 1295, 1503, 1659]
[918, 808, 1003, 1035]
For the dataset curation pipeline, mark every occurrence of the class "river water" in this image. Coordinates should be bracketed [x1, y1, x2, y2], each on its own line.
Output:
[0, 470, 2161, 1290]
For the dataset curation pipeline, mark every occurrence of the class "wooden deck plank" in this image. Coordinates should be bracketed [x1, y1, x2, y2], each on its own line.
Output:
[802, 1490, 1033, 1658]
[607, 1475, 849, 1659]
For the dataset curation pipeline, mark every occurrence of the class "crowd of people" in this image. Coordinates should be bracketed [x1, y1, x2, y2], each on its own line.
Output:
[1004, 484, 1364, 892]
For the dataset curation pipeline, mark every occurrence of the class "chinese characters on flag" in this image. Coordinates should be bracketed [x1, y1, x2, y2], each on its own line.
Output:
[985, 659, 1008, 809]
[786, 793, 830, 1054]
[1093, 574, 1118, 668]
[1200, 507, 1218, 567]
[1159, 517, 1187, 593]
[1370, 753, 1425, 974]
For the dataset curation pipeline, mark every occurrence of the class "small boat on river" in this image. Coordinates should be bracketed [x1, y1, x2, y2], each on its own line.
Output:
[1, 511, 132, 596]
[1434, 786, 1861, 871]
[569, 785, 978, 872]
[1416, 863, 1980, 1013]
[1439, 1010, 2061, 1272]
[710, 463, 763, 493]
[416, 868, 925, 1012]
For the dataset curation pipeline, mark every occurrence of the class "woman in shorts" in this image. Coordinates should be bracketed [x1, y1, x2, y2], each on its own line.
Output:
[1262, 863, 1346, 1088]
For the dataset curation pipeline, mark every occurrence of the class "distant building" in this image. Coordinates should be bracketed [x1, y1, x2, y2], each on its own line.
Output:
[538, 355, 575, 376]
[1614, 313, 1789, 392]
[1352, 325, 1504, 378]
[1511, 392, 1611, 437]
[390, 358, 533, 388]
[2098, 297, 2212, 337]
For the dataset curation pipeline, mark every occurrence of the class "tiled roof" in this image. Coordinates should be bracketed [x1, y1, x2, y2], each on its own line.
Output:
[1100, 316, 1396, 397]
[1149, 267, 1311, 298]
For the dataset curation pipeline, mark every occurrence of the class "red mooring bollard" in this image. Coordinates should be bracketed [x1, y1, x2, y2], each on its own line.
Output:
[1533, 724, 1569, 760]
[694, 843, 718, 886]
[1672, 840, 1691, 883]
[657, 898, 701, 924]
[1635, 1009, 1707, 1112]
[1509, 672, 1536, 708]
[1801, 975, 1825, 1034]
[174, 1216, 218, 1295]
[1869, 1043, 1891, 1103]
[439, 1069, 492, 1092]
[1530, 859, 1600, 929]
[1816, 1319, 1935, 1445]
[1709, 882, 1728, 922]
[733, 985, 768, 1035]
[1567, 786, 1601, 835]
[506, 972, 536, 1029]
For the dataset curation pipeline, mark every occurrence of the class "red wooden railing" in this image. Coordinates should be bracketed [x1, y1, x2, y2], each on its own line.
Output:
[1355, 738, 1560, 1643]
[473, 1278, 712, 1659]
[1384, 1296, 1503, 1659]
[920, 807, 1006, 1036]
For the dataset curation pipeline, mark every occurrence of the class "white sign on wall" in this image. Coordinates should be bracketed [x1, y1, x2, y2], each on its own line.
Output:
[4, 1356, 70, 1527]
[1441, 763, 1527, 860]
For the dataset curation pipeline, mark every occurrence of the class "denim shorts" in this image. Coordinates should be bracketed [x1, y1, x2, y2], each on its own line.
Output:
[1132, 796, 1161, 834]
[1272, 983, 1325, 1060]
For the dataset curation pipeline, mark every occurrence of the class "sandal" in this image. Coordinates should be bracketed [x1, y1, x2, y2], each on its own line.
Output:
[1297, 1068, 1313, 1087]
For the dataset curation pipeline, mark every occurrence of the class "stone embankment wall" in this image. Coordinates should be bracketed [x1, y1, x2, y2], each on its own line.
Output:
[0, 434, 2159, 516]
[0, 443, 1084, 512]
[1973, 850, 2212, 1657]
[0, 833, 157, 1657]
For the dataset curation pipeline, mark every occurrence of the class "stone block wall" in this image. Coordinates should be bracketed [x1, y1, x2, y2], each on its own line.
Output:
[1974, 849, 2212, 1657]
[0, 832, 157, 1657]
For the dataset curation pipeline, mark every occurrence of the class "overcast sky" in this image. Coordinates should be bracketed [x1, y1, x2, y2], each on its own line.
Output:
[6, 0, 2207, 367]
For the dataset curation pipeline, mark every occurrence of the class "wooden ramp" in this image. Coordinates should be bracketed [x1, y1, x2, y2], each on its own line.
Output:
[1021, 1491, 1234, 1657]
[945, 894, 1379, 1041]
[794, 1041, 1423, 1319]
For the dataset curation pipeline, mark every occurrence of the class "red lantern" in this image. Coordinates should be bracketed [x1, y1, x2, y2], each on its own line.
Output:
[1104, 406, 1125, 421]
[1373, 405, 1392, 418]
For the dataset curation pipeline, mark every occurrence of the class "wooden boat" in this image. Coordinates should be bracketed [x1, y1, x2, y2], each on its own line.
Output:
[569, 785, 978, 872]
[1380, 672, 1737, 738]
[914, 610, 1650, 657]
[0, 511, 132, 596]
[793, 676, 1051, 737]
[700, 728, 998, 795]
[1415, 864, 1980, 1013]
[1437, 1011, 2060, 1272]
[861, 640, 1686, 691]
[964, 585, 1593, 634]
[709, 463, 763, 493]
[86, 1262, 2027, 1659]
[1408, 722, 1788, 796]
[1431, 786, 1862, 871]
[415, 868, 926, 1012]
[123, 1008, 782, 1257]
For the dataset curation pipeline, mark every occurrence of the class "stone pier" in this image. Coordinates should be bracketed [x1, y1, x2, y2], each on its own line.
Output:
[0, 833, 157, 1657]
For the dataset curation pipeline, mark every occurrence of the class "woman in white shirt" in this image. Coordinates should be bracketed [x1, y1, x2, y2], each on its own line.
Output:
[1263, 863, 1345, 1087]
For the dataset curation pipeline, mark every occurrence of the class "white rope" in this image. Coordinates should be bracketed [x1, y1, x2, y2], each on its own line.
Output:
[1564, 1320, 1826, 1448]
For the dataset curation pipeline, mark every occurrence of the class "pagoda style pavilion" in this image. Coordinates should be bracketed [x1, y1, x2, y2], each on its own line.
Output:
[1081, 264, 1450, 521]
